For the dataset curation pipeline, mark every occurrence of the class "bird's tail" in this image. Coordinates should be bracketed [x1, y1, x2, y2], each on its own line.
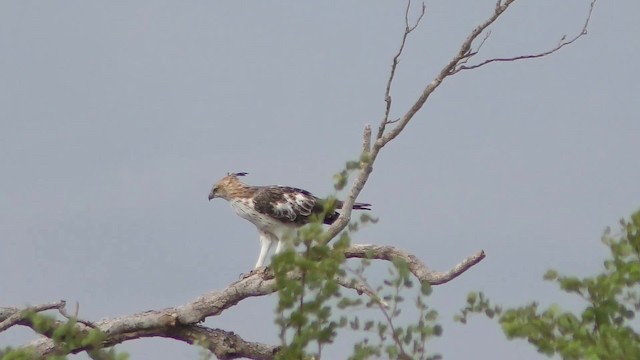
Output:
[322, 201, 371, 225]
[352, 202, 372, 211]
[336, 201, 372, 211]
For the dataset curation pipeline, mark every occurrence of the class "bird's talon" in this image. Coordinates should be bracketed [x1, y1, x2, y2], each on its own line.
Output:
[239, 267, 269, 280]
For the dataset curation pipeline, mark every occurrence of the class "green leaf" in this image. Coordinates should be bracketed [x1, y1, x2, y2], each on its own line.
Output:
[467, 292, 478, 305]
[543, 269, 559, 281]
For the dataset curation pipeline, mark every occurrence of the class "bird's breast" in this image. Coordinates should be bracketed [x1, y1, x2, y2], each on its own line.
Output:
[229, 199, 285, 230]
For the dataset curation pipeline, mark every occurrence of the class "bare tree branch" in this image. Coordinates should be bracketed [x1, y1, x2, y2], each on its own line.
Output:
[344, 245, 486, 285]
[362, 124, 372, 154]
[9, 274, 276, 357]
[379, 0, 427, 139]
[166, 325, 279, 360]
[0, 300, 66, 332]
[325, 0, 595, 249]
[378, 0, 517, 149]
[325, 0, 518, 241]
[453, 0, 598, 73]
[456, 30, 492, 69]
[58, 301, 98, 329]
[26, 324, 278, 360]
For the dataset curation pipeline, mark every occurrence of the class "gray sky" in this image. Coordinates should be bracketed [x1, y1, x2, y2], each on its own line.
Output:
[1, 1, 638, 359]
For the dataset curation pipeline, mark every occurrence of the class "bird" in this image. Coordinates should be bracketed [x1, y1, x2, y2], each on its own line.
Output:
[208, 172, 372, 269]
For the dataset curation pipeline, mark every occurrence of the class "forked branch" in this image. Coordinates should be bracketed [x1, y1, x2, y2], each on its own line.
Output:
[453, 0, 598, 73]
[326, 0, 596, 243]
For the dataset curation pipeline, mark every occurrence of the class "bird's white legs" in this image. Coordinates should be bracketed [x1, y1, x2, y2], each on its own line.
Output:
[254, 230, 292, 269]
[274, 240, 285, 254]
[274, 229, 293, 255]
[255, 232, 274, 268]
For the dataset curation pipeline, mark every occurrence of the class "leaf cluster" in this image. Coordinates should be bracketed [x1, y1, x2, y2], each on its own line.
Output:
[272, 199, 351, 359]
[456, 211, 640, 359]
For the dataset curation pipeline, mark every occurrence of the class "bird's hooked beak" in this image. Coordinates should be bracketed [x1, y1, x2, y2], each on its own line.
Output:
[208, 189, 216, 201]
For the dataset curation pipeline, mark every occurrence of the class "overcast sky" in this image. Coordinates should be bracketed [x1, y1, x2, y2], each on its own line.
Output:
[1, 1, 638, 359]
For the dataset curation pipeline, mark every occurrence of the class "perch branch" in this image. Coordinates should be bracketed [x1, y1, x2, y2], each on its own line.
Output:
[15, 244, 480, 357]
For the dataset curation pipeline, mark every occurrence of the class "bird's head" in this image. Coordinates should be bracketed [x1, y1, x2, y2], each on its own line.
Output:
[208, 172, 248, 201]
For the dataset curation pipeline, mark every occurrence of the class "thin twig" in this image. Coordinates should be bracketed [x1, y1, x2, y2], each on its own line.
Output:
[457, 30, 492, 67]
[378, 0, 427, 140]
[349, 266, 407, 356]
[58, 302, 98, 329]
[335, 276, 389, 308]
[323, 1, 430, 243]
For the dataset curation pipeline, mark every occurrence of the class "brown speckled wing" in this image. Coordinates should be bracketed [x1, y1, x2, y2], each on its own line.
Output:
[252, 186, 324, 226]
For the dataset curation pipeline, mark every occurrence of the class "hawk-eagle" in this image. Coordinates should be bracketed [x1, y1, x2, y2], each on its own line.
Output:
[208, 172, 371, 268]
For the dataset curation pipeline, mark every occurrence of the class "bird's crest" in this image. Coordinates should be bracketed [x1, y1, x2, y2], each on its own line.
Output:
[209, 172, 252, 200]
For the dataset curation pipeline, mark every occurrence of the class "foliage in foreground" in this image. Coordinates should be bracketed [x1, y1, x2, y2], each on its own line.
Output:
[457, 210, 640, 359]
[270, 165, 441, 360]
